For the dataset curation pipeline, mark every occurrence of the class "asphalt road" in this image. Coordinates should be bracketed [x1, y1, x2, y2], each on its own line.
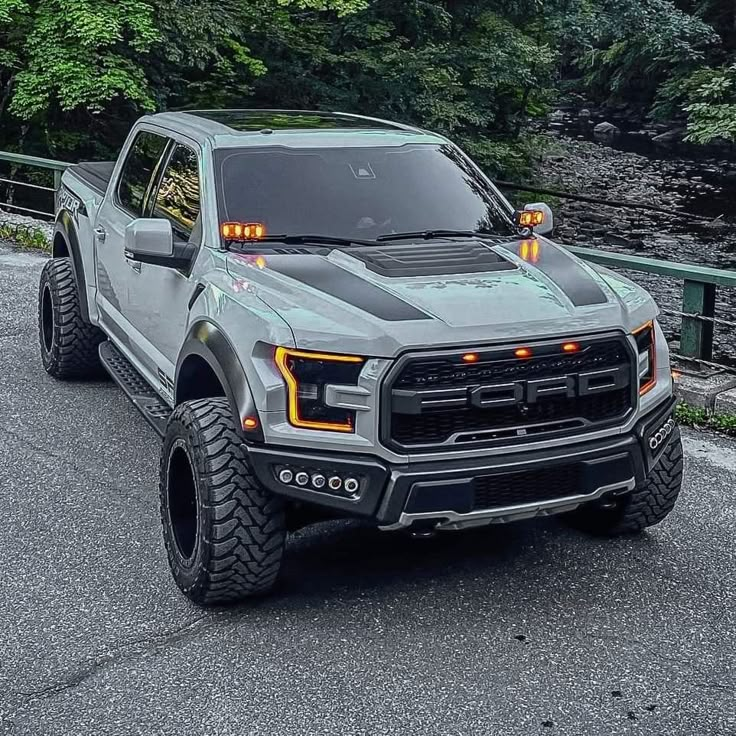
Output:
[0, 242, 734, 736]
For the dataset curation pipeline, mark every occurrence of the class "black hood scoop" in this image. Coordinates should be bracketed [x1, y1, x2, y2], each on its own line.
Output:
[346, 239, 517, 277]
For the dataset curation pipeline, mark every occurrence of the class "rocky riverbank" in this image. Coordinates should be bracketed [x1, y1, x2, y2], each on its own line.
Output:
[530, 132, 736, 363]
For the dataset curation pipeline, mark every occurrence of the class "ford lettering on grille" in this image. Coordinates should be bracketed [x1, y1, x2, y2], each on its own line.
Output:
[384, 336, 635, 450]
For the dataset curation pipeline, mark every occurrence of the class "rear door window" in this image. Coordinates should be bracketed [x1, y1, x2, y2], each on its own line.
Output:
[149, 144, 201, 241]
[117, 131, 169, 217]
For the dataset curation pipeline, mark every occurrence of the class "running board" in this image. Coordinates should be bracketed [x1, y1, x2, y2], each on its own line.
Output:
[99, 341, 172, 437]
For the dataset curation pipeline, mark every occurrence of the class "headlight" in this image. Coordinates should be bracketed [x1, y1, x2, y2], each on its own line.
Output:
[274, 347, 364, 432]
[633, 321, 656, 396]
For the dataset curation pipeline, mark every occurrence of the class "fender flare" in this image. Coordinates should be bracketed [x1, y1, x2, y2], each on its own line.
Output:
[53, 211, 90, 321]
[176, 320, 263, 440]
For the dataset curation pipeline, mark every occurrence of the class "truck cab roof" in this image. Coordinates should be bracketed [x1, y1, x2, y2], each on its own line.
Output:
[143, 109, 447, 149]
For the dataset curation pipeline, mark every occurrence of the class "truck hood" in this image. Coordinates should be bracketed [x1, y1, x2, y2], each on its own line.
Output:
[225, 237, 657, 357]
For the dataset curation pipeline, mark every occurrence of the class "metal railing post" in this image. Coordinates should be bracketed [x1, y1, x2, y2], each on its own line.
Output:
[680, 280, 716, 360]
[53, 169, 62, 212]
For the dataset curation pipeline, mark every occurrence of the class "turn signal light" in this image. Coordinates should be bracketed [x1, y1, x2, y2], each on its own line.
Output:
[221, 222, 266, 240]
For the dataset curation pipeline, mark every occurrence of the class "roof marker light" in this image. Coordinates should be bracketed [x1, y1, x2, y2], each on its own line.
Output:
[514, 347, 533, 359]
[462, 353, 479, 363]
[562, 342, 581, 353]
[516, 210, 545, 229]
[221, 222, 266, 240]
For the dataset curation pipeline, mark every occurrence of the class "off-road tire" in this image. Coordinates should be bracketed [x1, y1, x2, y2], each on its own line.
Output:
[160, 398, 286, 605]
[38, 257, 104, 379]
[564, 426, 683, 536]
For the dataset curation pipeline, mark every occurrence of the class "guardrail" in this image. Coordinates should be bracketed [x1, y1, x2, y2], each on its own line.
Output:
[1, 149, 735, 365]
[567, 245, 736, 365]
[0, 151, 70, 218]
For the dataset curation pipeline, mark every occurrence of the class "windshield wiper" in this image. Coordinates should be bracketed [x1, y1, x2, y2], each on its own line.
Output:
[375, 229, 501, 242]
[225, 234, 379, 249]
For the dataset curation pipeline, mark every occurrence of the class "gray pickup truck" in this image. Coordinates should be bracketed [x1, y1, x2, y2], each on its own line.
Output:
[40, 109, 682, 605]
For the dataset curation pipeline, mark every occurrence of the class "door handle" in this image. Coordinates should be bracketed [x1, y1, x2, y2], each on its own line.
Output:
[128, 260, 141, 273]
[93, 226, 106, 243]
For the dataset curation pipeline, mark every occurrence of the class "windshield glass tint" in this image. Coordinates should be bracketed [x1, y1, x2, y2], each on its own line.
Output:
[215, 144, 513, 240]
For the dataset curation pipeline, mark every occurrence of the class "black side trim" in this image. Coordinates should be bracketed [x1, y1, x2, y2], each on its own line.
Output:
[54, 213, 90, 322]
[188, 283, 206, 311]
[509, 239, 608, 306]
[177, 321, 262, 440]
[267, 255, 432, 321]
[99, 341, 172, 437]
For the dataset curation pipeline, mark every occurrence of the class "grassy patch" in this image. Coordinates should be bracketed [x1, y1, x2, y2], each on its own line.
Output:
[676, 402, 736, 436]
[0, 222, 51, 252]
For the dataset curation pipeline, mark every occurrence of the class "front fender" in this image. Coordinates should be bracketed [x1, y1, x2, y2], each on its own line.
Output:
[176, 320, 263, 441]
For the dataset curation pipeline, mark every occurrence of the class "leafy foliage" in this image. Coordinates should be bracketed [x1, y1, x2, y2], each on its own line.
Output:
[0, 0, 557, 176]
[1, 0, 736, 179]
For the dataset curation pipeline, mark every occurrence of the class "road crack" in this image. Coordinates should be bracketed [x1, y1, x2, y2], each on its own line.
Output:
[14, 614, 224, 706]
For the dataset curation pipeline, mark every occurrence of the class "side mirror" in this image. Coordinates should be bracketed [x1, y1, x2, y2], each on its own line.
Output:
[124, 218, 192, 269]
[523, 202, 554, 236]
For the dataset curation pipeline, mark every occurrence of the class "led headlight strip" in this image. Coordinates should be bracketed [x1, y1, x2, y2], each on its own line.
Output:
[274, 347, 364, 432]
[633, 320, 657, 396]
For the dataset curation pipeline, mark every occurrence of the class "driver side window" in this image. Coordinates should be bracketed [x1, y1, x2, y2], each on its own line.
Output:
[150, 144, 202, 243]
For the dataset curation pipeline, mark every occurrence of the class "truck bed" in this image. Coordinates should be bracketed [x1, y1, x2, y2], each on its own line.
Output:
[66, 161, 115, 196]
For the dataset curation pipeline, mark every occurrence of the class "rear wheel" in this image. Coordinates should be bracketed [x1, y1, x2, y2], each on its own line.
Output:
[564, 427, 684, 536]
[38, 257, 104, 379]
[160, 398, 286, 605]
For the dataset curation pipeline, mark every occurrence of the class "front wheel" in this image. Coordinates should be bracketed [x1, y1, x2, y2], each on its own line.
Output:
[159, 398, 286, 605]
[564, 427, 684, 536]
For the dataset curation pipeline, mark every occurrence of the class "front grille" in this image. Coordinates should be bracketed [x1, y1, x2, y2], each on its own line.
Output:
[472, 464, 583, 511]
[394, 342, 626, 389]
[384, 335, 635, 451]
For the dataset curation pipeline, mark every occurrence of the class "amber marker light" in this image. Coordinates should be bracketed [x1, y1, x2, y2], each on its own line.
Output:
[462, 353, 480, 363]
[221, 222, 266, 240]
[516, 210, 545, 229]
[274, 347, 364, 432]
[243, 417, 259, 430]
[562, 342, 581, 353]
[514, 347, 533, 359]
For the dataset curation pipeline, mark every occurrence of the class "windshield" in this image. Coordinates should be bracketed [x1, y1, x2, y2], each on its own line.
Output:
[214, 144, 514, 242]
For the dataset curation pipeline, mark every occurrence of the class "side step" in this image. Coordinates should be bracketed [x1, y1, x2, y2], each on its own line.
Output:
[99, 341, 172, 437]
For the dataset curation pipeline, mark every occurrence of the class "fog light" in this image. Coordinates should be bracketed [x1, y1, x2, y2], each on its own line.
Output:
[295, 471, 309, 487]
[328, 476, 342, 491]
[278, 468, 293, 484]
[344, 477, 359, 494]
[311, 473, 326, 489]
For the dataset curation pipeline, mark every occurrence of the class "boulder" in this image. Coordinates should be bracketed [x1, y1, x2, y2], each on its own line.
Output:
[652, 128, 685, 147]
[593, 122, 621, 145]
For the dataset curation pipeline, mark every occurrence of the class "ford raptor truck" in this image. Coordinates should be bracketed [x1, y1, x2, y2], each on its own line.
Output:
[39, 110, 683, 605]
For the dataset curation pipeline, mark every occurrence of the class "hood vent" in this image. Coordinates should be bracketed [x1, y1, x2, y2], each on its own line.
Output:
[346, 239, 517, 277]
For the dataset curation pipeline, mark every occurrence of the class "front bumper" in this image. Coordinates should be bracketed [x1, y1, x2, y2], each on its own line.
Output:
[248, 395, 677, 530]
